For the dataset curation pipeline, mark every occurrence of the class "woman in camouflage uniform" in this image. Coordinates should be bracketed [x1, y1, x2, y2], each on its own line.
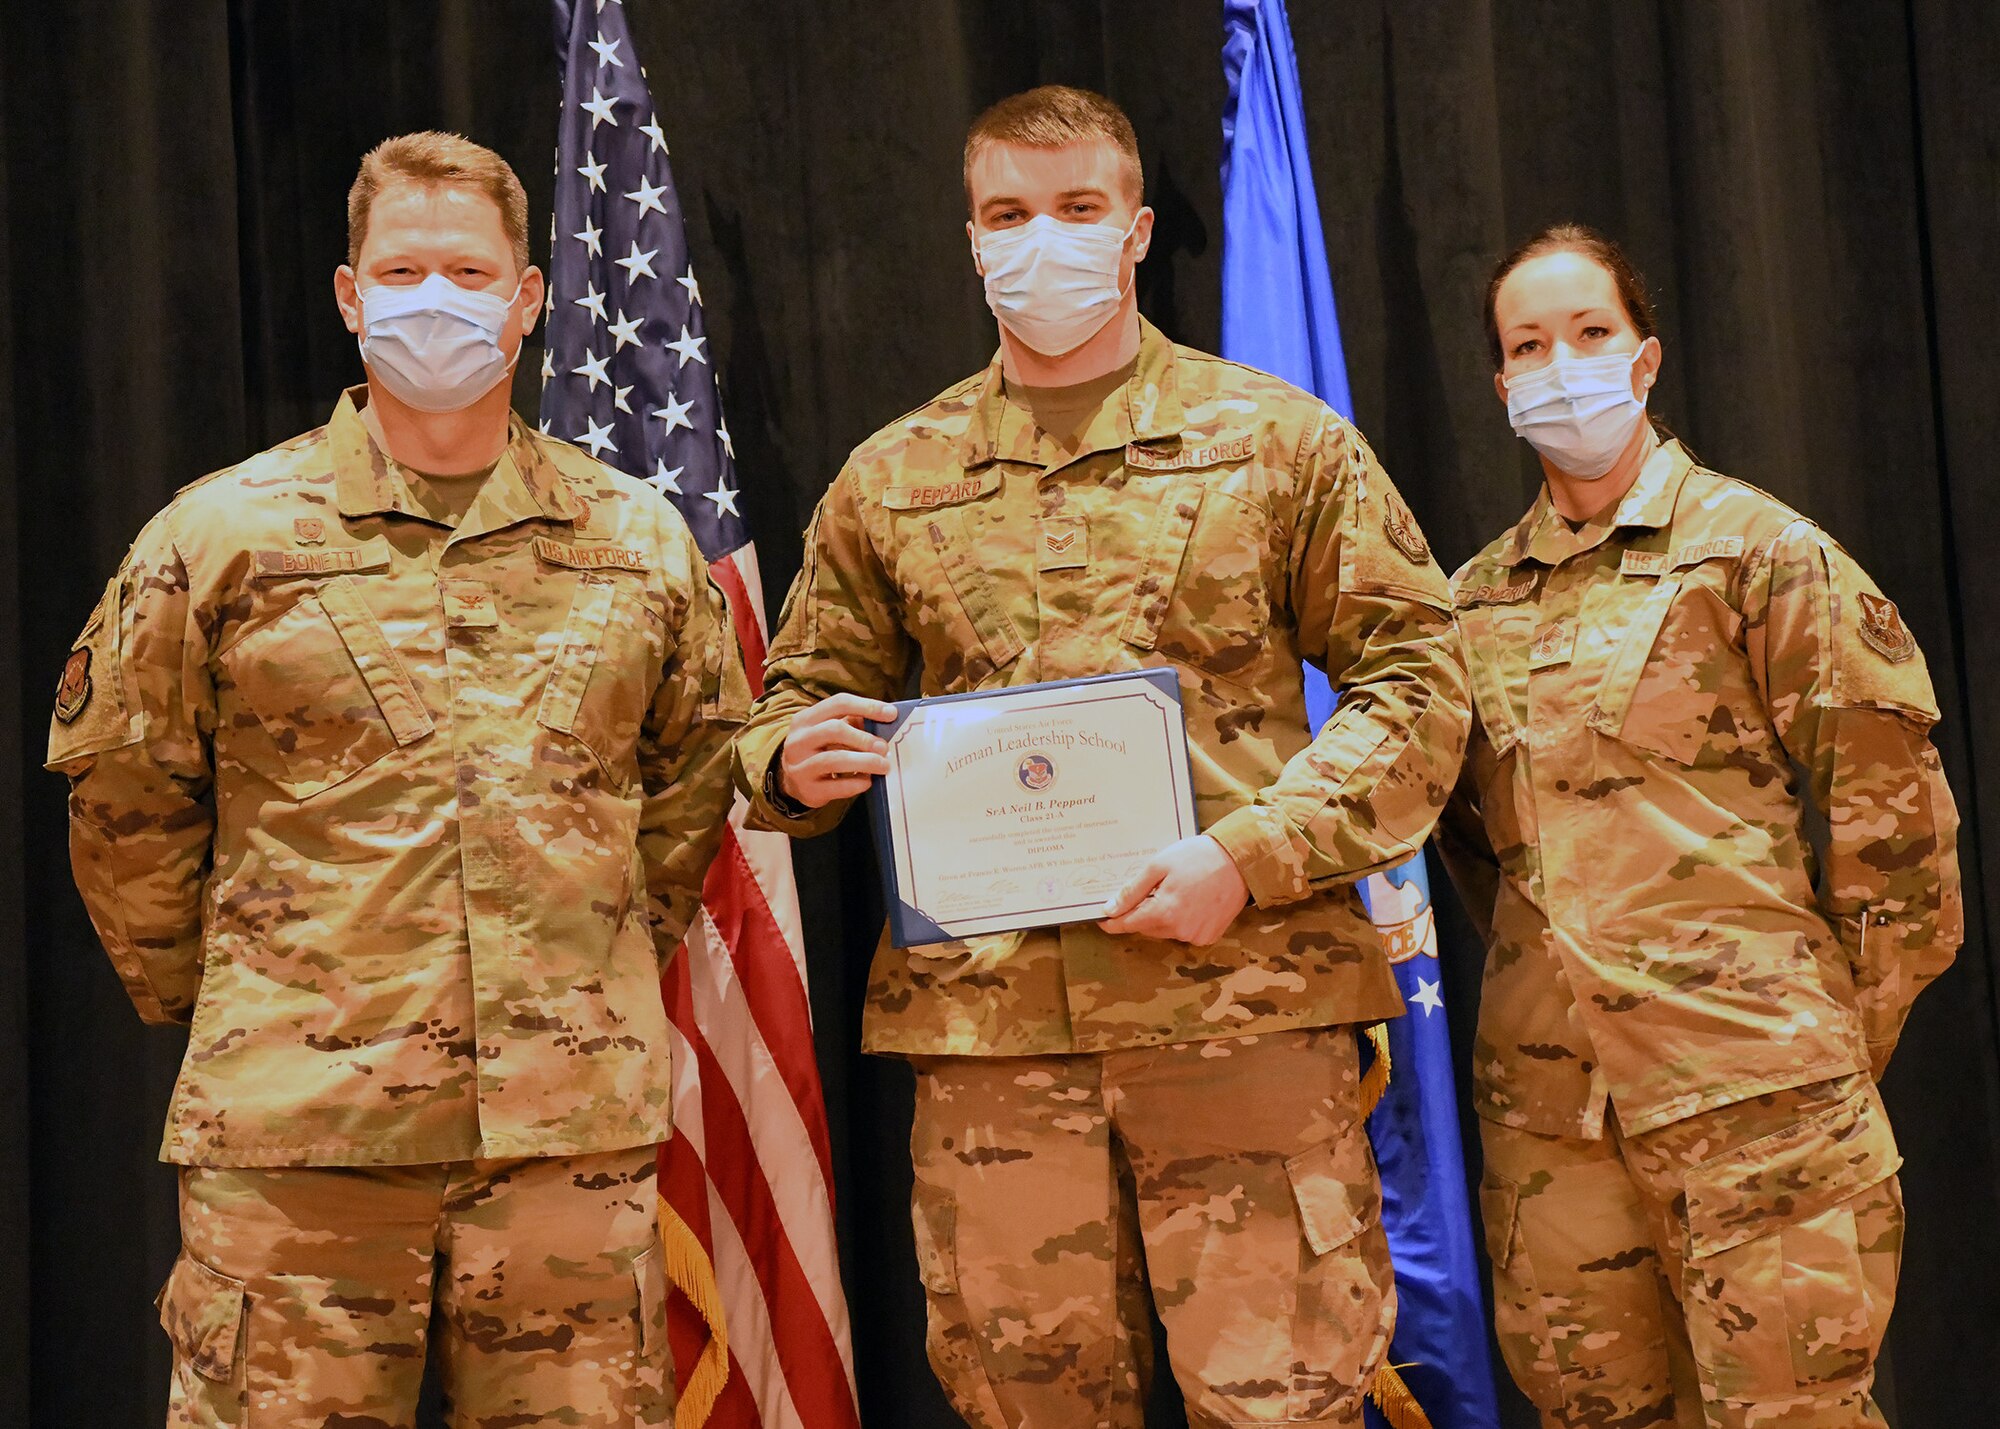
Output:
[1437, 225, 1961, 1429]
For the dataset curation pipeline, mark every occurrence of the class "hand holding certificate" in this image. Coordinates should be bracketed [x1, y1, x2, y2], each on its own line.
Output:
[864, 670, 1198, 946]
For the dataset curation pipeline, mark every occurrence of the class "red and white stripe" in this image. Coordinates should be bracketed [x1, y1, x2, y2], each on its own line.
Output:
[663, 541, 861, 1429]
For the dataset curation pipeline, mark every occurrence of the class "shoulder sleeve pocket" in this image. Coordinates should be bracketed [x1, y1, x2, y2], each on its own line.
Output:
[1823, 540, 1939, 722]
[47, 574, 142, 771]
[155, 1251, 247, 1383]
[1341, 438, 1452, 610]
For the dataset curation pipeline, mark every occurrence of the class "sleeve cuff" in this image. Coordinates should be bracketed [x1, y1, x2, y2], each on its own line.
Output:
[1206, 805, 1314, 909]
[733, 715, 847, 838]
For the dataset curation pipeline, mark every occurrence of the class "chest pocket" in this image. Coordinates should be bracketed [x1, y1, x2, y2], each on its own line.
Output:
[1454, 596, 1535, 765]
[223, 575, 433, 798]
[537, 575, 668, 787]
[889, 504, 1026, 689]
[1587, 571, 1747, 766]
[1121, 476, 1271, 684]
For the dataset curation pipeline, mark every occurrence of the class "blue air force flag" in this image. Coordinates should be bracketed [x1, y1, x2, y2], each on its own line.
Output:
[1221, 3, 1503, 1427]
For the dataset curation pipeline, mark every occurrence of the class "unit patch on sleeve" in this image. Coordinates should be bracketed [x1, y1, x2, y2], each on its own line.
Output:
[55, 647, 93, 723]
[1382, 492, 1431, 564]
[1856, 592, 1916, 663]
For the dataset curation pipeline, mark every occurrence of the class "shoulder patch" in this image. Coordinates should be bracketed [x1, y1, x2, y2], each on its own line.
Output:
[533, 537, 651, 573]
[54, 647, 92, 723]
[1856, 592, 1916, 663]
[1382, 492, 1430, 564]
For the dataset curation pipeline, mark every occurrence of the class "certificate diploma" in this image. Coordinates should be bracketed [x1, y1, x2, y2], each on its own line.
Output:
[865, 669, 1198, 946]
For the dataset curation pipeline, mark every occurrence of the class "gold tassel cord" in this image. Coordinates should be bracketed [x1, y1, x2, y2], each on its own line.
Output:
[1360, 1022, 1436, 1429]
[657, 1196, 731, 1428]
[1359, 1019, 1393, 1119]
[1370, 1361, 1435, 1429]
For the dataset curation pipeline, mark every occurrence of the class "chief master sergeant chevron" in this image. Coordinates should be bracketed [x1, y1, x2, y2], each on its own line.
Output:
[733, 87, 1472, 1428]
[46, 133, 750, 1427]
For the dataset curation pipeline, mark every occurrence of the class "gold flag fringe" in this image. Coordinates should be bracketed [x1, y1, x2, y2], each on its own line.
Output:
[658, 1196, 731, 1428]
[1360, 1022, 1436, 1429]
[1360, 1020, 1393, 1118]
[1371, 1361, 1435, 1429]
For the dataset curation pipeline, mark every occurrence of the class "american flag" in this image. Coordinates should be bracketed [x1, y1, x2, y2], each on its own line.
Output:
[540, 5, 859, 1427]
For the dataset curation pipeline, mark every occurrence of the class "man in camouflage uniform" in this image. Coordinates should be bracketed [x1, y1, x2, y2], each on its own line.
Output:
[733, 87, 1470, 1427]
[47, 133, 747, 1426]
[1438, 236, 1961, 1428]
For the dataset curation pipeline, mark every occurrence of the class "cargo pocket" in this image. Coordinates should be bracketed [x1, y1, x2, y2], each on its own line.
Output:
[908, 1180, 1006, 1427]
[1481, 1155, 1677, 1417]
[1284, 1123, 1394, 1419]
[1682, 1081, 1903, 1406]
[626, 1242, 677, 1425]
[537, 576, 666, 788]
[1476, 1170, 1563, 1411]
[223, 577, 432, 797]
[157, 1251, 247, 1417]
[633, 1243, 668, 1358]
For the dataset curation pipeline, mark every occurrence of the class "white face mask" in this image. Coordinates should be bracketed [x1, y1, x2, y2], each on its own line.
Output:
[358, 272, 522, 413]
[976, 213, 1139, 356]
[1504, 346, 1651, 480]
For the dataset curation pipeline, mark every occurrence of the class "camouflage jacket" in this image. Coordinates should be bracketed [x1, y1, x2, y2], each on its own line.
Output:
[1436, 442, 1961, 1139]
[735, 321, 1471, 1056]
[47, 390, 749, 1167]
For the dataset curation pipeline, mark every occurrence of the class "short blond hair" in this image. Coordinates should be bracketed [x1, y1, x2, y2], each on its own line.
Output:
[347, 131, 530, 271]
[964, 85, 1143, 207]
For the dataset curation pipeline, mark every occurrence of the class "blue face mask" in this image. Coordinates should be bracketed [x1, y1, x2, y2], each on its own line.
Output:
[357, 272, 522, 413]
[1504, 346, 1651, 480]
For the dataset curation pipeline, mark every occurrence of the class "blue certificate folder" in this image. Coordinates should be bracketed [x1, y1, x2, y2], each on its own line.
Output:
[863, 668, 1198, 948]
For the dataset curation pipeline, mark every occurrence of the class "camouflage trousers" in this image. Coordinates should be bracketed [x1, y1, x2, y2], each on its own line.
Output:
[908, 1026, 1397, 1429]
[159, 1145, 675, 1428]
[1478, 1074, 1901, 1429]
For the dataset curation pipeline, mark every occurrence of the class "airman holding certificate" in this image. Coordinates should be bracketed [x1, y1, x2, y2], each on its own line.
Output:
[733, 86, 1470, 1427]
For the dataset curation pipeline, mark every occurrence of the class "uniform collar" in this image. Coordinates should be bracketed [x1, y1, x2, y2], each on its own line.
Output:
[1498, 438, 1693, 569]
[956, 317, 1187, 469]
[329, 386, 582, 528]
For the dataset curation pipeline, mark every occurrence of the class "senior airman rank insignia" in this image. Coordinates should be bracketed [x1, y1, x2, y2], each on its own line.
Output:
[1038, 513, 1088, 572]
[55, 647, 93, 723]
[1383, 492, 1430, 564]
[293, 517, 326, 546]
[1857, 592, 1916, 663]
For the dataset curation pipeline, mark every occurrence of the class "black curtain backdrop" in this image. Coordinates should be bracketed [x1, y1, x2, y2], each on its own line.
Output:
[5, 3, 1997, 1425]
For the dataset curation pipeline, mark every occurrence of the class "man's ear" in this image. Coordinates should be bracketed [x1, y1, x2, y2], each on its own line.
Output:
[517, 266, 546, 336]
[967, 220, 985, 277]
[1129, 206, 1156, 263]
[1493, 369, 1510, 406]
[334, 265, 362, 336]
